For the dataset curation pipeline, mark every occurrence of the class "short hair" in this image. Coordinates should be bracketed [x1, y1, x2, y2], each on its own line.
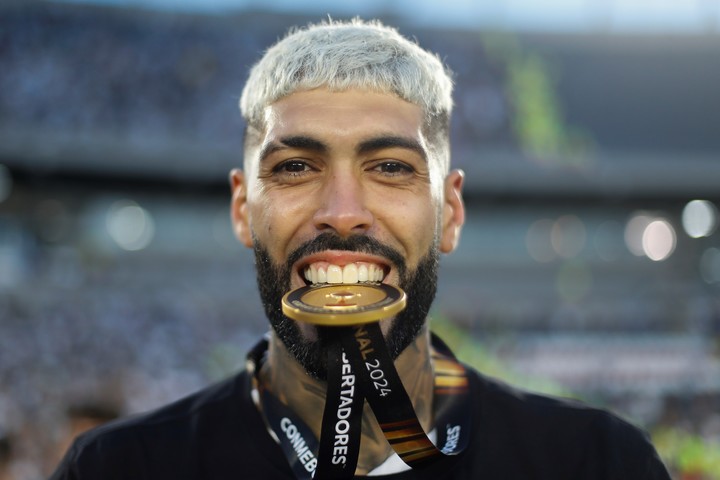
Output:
[239, 18, 454, 172]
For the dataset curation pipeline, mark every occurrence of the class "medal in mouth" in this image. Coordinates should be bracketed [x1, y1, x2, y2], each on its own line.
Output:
[281, 283, 406, 326]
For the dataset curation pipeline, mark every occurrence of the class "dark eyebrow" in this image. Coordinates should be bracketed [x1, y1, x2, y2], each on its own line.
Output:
[258, 135, 329, 162]
[357, 136, 427, 162]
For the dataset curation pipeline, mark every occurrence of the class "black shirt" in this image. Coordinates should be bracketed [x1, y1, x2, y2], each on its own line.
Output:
[51, 364, 671, 479]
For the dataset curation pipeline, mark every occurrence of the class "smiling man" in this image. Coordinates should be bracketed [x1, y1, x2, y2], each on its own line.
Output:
[232, 86, 463, 373]
[51, 19, 671, 479]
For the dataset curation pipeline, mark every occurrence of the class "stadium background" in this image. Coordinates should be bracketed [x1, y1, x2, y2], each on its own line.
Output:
[1, 1, 719, 477]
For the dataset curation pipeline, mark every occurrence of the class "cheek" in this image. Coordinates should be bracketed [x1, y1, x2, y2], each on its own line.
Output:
[248, 192, 310, 256]
[373, 196, 438, 263]
[407, 209, 438, 253]
[245, 196, 275, 251]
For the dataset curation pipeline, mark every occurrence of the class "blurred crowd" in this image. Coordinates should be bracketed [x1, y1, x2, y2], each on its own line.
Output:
[0, 4, 512, 169]
[0, 242, 267, 477]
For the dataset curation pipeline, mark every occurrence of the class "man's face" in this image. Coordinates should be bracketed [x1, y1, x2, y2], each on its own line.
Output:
[231, 88, 464, 377]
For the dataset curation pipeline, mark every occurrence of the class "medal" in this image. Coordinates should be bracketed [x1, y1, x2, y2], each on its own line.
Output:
[281, 283, 406, 326]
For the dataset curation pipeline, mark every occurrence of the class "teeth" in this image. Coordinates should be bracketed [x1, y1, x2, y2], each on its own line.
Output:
[368, 265, 383, 282]
[358, 264, 368, 282]
[327, 265, 342, 284]
[303, 262, 384, 285]
[343, 264, 358, 283]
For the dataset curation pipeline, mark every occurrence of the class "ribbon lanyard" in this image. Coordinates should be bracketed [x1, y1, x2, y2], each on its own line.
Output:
[248, 326, 471, 479]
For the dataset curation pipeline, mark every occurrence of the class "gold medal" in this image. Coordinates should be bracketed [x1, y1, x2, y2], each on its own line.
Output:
[281, 283, 406, 326]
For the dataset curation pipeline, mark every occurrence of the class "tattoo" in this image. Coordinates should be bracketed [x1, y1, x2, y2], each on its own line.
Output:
[262, 334, 326, 437]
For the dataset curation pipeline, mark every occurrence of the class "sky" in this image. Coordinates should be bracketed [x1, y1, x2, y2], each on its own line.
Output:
[50, 0, 720, 32]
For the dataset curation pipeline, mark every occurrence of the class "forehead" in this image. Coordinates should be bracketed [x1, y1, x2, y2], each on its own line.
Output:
[261, 88, 425, 146]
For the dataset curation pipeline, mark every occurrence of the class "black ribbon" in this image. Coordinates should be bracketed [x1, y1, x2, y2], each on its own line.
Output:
[337, 324, 443, 468]
[314, 330, 364, 478]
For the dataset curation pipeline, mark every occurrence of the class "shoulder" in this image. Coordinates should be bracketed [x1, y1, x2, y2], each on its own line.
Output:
[55, 371, 257, 479]
[82, 370, 246, 440]
[470, 368, 617, 424]
[464, 368, 670, 478]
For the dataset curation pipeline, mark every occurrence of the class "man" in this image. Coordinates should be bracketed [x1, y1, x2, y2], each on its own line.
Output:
[51, 19, 671, 479]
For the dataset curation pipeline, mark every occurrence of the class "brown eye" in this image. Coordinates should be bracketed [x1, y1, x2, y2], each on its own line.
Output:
[273, 160, 312, 175]
[282, 161, 307, 172]
[374, 161, 413, 176]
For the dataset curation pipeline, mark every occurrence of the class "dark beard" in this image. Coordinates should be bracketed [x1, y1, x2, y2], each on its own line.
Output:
[253, 232, 439, 380]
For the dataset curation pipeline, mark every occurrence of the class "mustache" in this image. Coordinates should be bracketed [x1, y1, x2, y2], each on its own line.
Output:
[285, 233, 407, 280]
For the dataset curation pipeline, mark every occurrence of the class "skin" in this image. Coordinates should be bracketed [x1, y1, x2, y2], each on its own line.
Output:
[230, 88, 465, 473]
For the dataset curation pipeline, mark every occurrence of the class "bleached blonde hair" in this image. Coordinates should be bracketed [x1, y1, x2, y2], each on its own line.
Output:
[239, 18, 454, 172]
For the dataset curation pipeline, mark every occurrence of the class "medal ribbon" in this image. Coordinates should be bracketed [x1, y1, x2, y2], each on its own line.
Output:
[313, 330, 364, 478]
[248, 328, 471, 479]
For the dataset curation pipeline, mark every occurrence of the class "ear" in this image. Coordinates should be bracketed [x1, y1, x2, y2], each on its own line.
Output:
[439, 169, 465, 254]
[229, 168, 253, 248]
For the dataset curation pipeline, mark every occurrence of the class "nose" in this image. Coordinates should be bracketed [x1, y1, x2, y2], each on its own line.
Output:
[312, 172, 373, 237]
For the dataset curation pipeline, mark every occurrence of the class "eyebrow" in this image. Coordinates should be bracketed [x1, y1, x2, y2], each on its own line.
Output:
[258, 136, 329, 163]
[258, 134, 427, 163]
[357, 136, 428, 162]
